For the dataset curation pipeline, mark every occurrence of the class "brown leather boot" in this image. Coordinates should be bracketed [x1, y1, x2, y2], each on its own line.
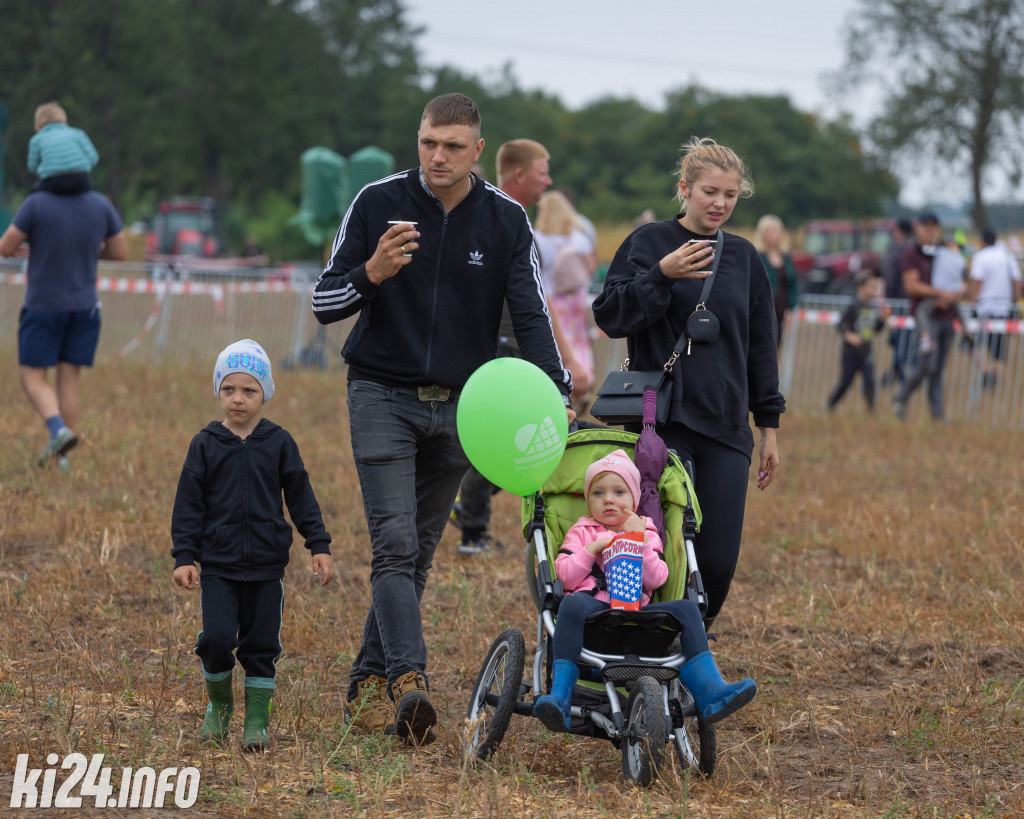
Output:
[390, 671, 436, 746]
[344, 675, 396, 735]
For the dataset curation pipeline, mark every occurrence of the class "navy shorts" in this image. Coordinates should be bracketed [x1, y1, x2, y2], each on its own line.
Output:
[981, 313, 1013, 361]
[18, 306, 102, 367]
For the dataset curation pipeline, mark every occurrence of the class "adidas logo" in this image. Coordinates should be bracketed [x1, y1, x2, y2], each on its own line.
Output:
[468, 250, 484, 266]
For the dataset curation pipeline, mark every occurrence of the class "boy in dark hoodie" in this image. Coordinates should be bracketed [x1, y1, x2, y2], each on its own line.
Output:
[171, 339, 334, 750]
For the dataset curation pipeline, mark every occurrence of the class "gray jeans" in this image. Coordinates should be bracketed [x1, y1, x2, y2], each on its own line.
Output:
[345, 380, 470, 697]
[895, 316, 955, 419]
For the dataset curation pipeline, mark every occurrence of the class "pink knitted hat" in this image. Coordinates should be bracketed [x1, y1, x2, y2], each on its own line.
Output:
[584, 449, 641, 513]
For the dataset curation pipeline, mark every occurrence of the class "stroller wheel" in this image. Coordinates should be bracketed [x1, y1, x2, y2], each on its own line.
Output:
[462, 628, 526, 763]
[621, 676, 667, 786]
[671, 680, 717, 777]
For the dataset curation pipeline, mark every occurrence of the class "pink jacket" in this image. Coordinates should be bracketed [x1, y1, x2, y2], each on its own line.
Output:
[555, 516, 667, 606]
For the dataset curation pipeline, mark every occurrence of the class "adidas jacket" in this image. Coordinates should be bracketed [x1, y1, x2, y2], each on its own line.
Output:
[312, 169, 571, 394]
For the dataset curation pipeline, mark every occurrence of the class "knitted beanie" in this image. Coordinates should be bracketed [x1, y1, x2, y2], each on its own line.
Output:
[213, 339, 274, 404]
[584, 449, 641, 512]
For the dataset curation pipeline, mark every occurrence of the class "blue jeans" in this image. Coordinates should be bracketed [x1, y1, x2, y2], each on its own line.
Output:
[346, 380, 470, 696]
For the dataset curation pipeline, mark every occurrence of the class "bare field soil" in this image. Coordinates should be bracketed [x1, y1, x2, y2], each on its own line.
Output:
[1, 353, 1023, 817]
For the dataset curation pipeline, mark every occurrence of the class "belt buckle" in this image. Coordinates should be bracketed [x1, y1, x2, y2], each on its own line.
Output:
[417, 385, 450, 401]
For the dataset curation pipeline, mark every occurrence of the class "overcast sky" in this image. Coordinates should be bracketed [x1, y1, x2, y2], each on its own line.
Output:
[402, 0, 955, 206]
[405, 0, 861, 117]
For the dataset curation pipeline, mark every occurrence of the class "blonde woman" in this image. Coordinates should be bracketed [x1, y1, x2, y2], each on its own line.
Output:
[535, 190, 597, 400]
[593, 137, 784, 629]
[753, 214, 799, 348]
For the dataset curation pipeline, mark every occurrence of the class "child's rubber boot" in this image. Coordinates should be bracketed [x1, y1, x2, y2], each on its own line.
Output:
[199, 672, 233, 744]
[242, 686, 272, 752]
[533, 659, 579, 731]
[678, 651, 756, 724]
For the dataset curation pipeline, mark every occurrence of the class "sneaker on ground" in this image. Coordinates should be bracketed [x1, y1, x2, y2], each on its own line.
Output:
[37, 427, 78, 468]
[456, 533, 505, 556]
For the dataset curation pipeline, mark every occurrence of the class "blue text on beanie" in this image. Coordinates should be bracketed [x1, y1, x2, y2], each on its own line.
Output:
[213, 339, 275, 404]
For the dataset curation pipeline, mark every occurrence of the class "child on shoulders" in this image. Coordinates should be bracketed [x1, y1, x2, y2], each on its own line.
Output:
[28, 102, 99, 195]
[532, 449, 755, 731]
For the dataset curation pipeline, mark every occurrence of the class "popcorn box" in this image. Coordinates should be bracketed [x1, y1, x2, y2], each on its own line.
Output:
[603, 531, 645, 611]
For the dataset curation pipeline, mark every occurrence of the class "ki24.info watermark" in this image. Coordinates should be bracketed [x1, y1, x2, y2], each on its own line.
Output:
[10, 753, 199, 809]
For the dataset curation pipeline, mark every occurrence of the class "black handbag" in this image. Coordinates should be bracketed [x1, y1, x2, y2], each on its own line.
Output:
[591, 230, 723, 426]
[590, 361, 676, 426]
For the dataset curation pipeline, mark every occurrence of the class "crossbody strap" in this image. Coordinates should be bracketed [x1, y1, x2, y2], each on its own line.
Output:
[663, 229, 724, 371]
[696, 229, 725, 307]
[622, 230, 726, 374]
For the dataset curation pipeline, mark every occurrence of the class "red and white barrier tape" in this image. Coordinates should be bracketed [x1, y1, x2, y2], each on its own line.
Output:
[792, 308, 1024, 336]
[0, 272, 310, 295]
[2, 271, 314, 355]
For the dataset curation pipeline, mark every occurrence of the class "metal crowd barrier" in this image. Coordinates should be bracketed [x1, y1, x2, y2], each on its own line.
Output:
[781, 294, 1024, 428]
[0, 259, 353, 369]
[3, 263, 1022, 429]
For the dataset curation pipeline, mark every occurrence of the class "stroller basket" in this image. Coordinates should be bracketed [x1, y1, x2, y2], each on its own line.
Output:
[602, 663, 679, 683]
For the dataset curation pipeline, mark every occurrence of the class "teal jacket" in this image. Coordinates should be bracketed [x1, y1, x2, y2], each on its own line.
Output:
[28, 123, 99, 179]
[759, 252, 799, 309]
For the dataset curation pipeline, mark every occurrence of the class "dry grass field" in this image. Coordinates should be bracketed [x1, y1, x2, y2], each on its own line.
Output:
[1, 350, 1023, 817]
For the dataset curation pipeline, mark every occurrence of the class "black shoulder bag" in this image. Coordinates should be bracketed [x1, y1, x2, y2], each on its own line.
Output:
[591, 230, 724, 426]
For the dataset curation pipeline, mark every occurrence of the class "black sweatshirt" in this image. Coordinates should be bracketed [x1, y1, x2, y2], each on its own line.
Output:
[311, 169, 570, 394]
[592, 218, 785, 455]
[171, 419, 331, 581]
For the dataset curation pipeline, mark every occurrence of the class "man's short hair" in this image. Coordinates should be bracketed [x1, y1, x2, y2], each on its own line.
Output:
[421, 93, 480, 132]
[496, 139, 549, 185]
[982, 228, 998, 245]
[917, 212, 940, 226]
[897, 219, 913, 235]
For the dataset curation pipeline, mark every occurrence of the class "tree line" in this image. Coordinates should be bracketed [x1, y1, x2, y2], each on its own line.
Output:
[0, 0, 899, 258]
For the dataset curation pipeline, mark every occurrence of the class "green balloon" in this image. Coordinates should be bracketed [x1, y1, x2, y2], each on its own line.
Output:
[457, 358, 568, 496]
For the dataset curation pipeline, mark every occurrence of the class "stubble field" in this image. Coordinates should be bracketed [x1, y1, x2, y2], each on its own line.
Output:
[1, 351, 1023, 817]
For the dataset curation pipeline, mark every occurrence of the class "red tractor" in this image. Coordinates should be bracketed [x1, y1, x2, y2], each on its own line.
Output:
[146, 197, 222, 260]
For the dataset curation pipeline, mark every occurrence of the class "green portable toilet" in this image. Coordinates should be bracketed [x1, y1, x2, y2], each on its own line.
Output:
[295, 147, 349, 246]
[348, 146, 395, 198]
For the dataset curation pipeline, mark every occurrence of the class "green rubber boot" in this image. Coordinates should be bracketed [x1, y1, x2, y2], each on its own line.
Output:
[199, 673, 233, 744]
[242, 687, 273, 752]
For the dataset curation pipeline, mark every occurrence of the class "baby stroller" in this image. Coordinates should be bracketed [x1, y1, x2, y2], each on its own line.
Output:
[462, 426, 716, 786]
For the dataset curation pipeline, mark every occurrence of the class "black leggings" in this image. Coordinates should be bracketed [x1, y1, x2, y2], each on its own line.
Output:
[658, 424, 751, 621]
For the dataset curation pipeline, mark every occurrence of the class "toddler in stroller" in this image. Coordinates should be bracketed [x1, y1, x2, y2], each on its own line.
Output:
[464, 428, 756, 784]
[532, 447, 755, 731]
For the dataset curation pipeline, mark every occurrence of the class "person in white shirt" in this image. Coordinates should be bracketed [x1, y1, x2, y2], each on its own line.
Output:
[968, 229, 1024, 387]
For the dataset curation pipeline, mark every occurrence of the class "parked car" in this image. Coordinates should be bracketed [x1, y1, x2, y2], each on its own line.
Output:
[791, 218, 896, 295]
